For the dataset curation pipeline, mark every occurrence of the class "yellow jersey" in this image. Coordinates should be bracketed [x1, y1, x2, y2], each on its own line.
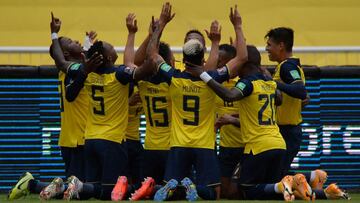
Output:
[159, 63, 229, 149]
[138, 74, 171, 150]
[67, 64, 135, 143]
[58, 69, 89, 147]
[215, 77, 244, 148]
[235, 73, 286, 155]
[273, 57, 305, 125]
[125, 85, 143, 141]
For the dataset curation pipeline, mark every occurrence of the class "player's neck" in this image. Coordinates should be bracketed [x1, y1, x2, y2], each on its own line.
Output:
[277, 52, 293, 63]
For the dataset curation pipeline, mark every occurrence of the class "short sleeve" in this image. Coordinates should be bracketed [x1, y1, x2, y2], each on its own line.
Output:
[115, 65, 135, 85]
[280, 61, 302, 84]
[158, 62, 175, 84]
[234, 78, 253, 97]
[207, 66, 230, 83]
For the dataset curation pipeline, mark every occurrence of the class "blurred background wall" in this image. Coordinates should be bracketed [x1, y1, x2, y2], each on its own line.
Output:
[0, 0, 360, 65]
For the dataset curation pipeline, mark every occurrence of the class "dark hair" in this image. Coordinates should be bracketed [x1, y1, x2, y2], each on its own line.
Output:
[184, 29, 205, 44]
[183, 40, 204, 66]
[49, 36, 64, 60]
[219, 44, 236, 58]
[265, 27, 294, 52]
[244, 45, 261, 67]
[159, 42, 172, 65]
[87, 41, 104, 58]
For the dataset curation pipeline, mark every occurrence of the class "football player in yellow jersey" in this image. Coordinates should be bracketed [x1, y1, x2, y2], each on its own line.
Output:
[265, 27, 349, 200]
[214, 44, 245, 199]
[148, 5, 247, 201]
[8, 16, 97, 201]
[190, 44, 300, 200]
[50, 12, 156, 200]
[136, 42, 173, 185]
[265, 27, 307, 177]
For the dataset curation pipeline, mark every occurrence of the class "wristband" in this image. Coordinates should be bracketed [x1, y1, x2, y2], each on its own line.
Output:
[200, 72, 212, 83]
[51, 33, 58, 40]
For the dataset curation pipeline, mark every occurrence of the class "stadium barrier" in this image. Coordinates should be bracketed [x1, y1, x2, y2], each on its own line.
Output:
[0, 65, 359, 192]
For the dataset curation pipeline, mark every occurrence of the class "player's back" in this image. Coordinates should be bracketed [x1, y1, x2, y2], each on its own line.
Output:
[84, 66, 130, 143]
[138, 74, 171, 150]
[237, 74, 285, 155]
[169, 71, 217, 149]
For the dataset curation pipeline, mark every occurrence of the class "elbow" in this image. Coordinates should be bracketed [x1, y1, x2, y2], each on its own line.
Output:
[223, 94, 237, 102]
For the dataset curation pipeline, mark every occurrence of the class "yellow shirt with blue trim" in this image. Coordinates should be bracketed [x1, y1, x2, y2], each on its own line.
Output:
[158, 63, 229, 149]
[235, 73, 286, 155]
[58, 68, 89, 147]
[138, 73, 171, 150]
[215, 77, 244, 148]
[273, 57, 305, 125]
[67, 64, 135, 143]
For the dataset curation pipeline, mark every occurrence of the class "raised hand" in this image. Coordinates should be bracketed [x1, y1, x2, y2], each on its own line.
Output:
[148, 16, 159, 36]
[81, 52, 103, 75]
[229, 5, 242, 28]
[205, 20, 221, 43]
[86, 30, 98, 44]
[126, 13, 138, 34]
[50, 12, 61, 33]
[159, 2, 175, 27]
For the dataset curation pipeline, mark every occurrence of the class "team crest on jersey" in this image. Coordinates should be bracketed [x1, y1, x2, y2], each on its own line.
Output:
[236, 82, 246, 91]
[290, 70, 301, 80]
[217, 66, 228, 75]
[69, 63, 81, 71]
[124, 66, 134, 75]
[160, 63, 172, 72]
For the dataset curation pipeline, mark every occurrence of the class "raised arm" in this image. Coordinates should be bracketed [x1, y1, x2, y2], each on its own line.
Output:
[227, 5, 248, 78]
[50, 12, 73, 73]
[138, 2, 175, 79]
[124, 13, 138, 68]
[203, 20, 221, 71]
[134, 19, 157, 66]
[186, 64, 245, 102]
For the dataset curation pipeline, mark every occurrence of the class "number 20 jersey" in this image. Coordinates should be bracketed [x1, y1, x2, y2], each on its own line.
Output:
[235, 73, 285, 155]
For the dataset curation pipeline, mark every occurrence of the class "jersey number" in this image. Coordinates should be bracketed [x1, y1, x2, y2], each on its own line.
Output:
[91, 85, 105, 115]
[258, 94, 275, 125]
[145, 96, 169, 127]
[183, 95, 199, 126]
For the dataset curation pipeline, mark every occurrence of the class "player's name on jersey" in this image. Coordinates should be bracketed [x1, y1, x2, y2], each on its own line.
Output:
[146, 87, 160, 94]
[88, 77, 104, 85]
[182, 85, 201, 93]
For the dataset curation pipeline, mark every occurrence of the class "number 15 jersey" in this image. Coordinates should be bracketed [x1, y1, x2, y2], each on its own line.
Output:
[159, 63, 229, 149]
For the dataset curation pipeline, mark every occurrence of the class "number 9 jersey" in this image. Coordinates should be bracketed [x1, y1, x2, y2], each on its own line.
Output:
[159, 63, 229, 150]
[235, 73, 286, 155]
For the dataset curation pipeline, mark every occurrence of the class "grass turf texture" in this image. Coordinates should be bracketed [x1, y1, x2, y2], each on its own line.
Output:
[1, 193, 358, 202]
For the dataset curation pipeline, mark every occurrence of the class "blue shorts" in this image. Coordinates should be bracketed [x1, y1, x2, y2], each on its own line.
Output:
[279, 125, 302, 175]
[238, 149, 285, 185]
[84, 139, 128, 184]
[143, 149, 169, 184]
[126, 139, 144, 185]
[218, 146, 244, 178]
[60, 145, 85, 181]
[164, 147, 220, 186]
